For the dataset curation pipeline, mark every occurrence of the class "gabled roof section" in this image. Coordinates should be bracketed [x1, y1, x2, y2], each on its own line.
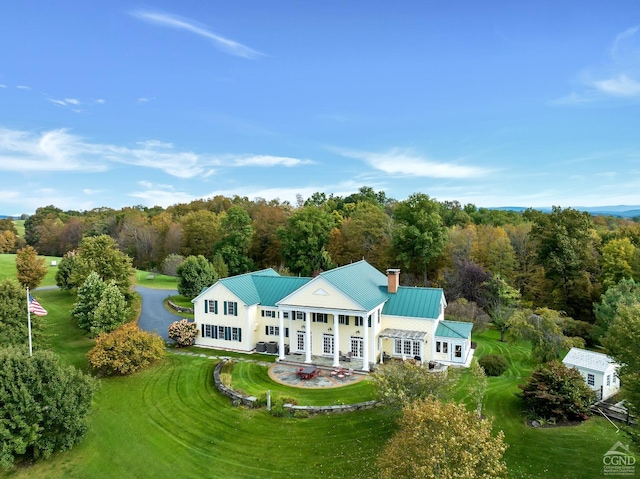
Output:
[252, 275, 312, 307]
[382, 286, 443, 319]
[435, 320, 473, 339]
[318, 260, 389, 312]
[217, 268, 280, 305]
[563, 347, 618, 373]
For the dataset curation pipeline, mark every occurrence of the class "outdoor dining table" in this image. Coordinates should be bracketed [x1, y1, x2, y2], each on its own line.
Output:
[298, 366, 319, 380]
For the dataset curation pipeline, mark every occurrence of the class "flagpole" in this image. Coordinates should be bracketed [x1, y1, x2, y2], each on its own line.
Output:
[26, 287, 33, 357]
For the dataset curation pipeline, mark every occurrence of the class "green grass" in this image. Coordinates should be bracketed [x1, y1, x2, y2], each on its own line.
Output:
[230, 361, 376, 406]
[134, 269, 179, 289]
[12, 220, 25, 237]
[0, 253, 61, 287]
[0, 263, 636, 478]
[457, 329, 636, 479]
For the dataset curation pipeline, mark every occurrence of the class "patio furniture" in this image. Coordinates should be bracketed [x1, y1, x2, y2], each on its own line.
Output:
[298, 366, 319, 380]
[344, 351, 352, 362]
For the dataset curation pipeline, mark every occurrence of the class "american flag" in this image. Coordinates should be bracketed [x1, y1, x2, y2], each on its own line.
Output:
[28, 294, 48, 316]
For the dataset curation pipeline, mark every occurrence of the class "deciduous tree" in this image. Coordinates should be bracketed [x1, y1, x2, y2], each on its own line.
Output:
[176, 255, 218, 299]
[90, 280, 130, 336]
[372, 361, 454, 413]
[377, 398, 508, 479]
[87, 322, 165, 376]
[278, 206, 335, 276]
[15, 245, 48, 290]
[518, 360, 594, 422]
[603, 300, 640, 419]
[392, 193, 447, 286]
[72, 272, 106, 333]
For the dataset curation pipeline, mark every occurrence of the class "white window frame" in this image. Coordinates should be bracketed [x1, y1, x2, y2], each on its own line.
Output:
[322, 333, 334, 355]
[587, 373, 595, 386]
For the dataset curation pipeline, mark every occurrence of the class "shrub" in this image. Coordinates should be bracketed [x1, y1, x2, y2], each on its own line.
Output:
[478, 354, 509, 376]
[168, 319, 198, 347]
[87, 323, 166, 376]
[0, 347, 97, 468]
[518, 360, 594, 422]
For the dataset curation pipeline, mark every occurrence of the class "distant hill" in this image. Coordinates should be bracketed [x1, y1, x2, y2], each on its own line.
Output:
[493, 206, 640, 218]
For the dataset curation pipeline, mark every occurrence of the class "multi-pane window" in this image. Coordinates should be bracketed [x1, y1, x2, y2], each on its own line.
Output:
[296, 311, 305, 320]
[201, 324, 242, 342]
[606, 374, 611, 386]
[312, 313, 328, 323]
[587, 373, 595, 386]
[339, 315, 349, 325]
[393, 339, 421, 357]
[351, 337, 363, 358]
[322, 334, 334, 354]
[226, 301, 237, 316]
[265, 326, 279, 336]
[205, 300, 218, 314]
[261, 310, 276, 318]
[354, 317, 364, 327]
[442, 342, 448, 354]
[436, 341, 441, 353]
[283, 312, 289, 319]
[455, 345, 462, 358]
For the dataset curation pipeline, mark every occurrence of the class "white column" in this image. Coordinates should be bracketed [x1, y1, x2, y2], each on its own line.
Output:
[305, 312, 312, 364]
[362, 315, 370, 372]
[332, 314, 340, 367]
[278, 310, 285, 361]
[379, 336, 383, 364]
[420, 340, 424, 368]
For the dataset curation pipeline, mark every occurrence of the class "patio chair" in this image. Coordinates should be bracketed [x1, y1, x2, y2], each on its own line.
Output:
[344, 351, 352, 362]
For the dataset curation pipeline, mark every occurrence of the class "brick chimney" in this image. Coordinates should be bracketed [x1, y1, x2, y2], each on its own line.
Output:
[386, 268, 400, 294]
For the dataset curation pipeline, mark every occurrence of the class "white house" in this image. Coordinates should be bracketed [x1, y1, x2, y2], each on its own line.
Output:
[562, 347, 620, 401]
[192, 260, 473, 371]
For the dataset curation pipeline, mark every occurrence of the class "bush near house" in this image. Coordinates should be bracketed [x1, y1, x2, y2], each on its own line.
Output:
[518, 360, 594, 422]
[87, 322, 165, 376]
[168, 319, 198, 347]
[478, 354, 509, 376]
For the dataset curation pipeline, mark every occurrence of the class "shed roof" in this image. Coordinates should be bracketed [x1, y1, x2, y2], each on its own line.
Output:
[562, 347, 618, 373]
[435, 320, 473, 339]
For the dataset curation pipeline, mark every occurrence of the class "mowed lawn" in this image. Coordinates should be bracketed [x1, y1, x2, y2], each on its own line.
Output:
[0, 253, 60, 288]
[0, 259, 636, 478]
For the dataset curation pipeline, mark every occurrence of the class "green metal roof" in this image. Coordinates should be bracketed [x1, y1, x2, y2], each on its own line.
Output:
[252, 275, 312, 306]
[217, 268, 280, 305]
[435, 320, 473, 339]
[382, 286, 443, 319]
[319, 260, 389, 312]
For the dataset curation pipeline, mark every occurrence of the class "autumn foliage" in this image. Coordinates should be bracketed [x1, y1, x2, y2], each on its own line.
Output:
[377, 398, 508, 479]
[87, 322, 165, 376]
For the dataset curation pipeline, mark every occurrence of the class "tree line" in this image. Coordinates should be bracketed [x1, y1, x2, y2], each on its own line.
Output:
[2, 186, 640, 328]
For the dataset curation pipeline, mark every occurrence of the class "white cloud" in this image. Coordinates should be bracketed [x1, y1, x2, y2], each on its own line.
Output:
[16, 85, 30, 90]
[129, 181, 196, 208]
[592, 74, 640, 97]
[95, 99, 105, 104]
[337, 147, 491, 178]
[48, 99, 68, 107]
[230, 155, 313, 167]
[64, 98, 80, 105]
[131, 10, 264, 59]
[137, 97, 150, 103]
[0, 84, 6, 88]
[550, 91, 593, 105]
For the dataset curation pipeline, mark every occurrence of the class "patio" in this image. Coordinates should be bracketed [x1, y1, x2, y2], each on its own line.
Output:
[269, 362, 366, 388]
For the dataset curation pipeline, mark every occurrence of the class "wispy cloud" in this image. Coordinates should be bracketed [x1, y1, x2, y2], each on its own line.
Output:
[0, 127, 312, 179]
[558, 26, 640, 103]
[230, 155, 313, 167]
[95, 99, 106, 104]
[0, 84, 6, 88]
[131, 10, 264, 59]
[129, 181, 196, 208]
[137, 97, 150, 104]
[336, 147, 491, 179]
[16, 85, 30, 90]
[592, 74, 640, 97]
[48, 97, 82, 109]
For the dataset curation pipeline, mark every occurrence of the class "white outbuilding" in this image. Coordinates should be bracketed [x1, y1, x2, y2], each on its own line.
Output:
[562, 347, 620, 401]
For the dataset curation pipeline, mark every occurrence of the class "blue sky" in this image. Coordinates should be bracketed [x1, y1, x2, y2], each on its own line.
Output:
[1, 1, 640, 216]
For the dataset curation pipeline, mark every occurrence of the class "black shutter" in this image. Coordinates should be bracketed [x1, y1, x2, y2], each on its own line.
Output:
[204, 301, 208, 313]
[234, 302, 238, 316]
[201, 324, 205, 337]
[214, 301, 218, 314]
[238, 328, 242, 342]
[285, 327, 289, 338]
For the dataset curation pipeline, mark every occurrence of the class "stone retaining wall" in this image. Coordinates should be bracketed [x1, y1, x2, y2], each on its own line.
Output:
[168, 300, 194, 314]
[213, 360, 377, 415]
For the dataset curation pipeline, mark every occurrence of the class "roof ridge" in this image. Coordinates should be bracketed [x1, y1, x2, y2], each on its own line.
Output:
[220, 268, 278, 282]
[319, 259, 368, 276]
